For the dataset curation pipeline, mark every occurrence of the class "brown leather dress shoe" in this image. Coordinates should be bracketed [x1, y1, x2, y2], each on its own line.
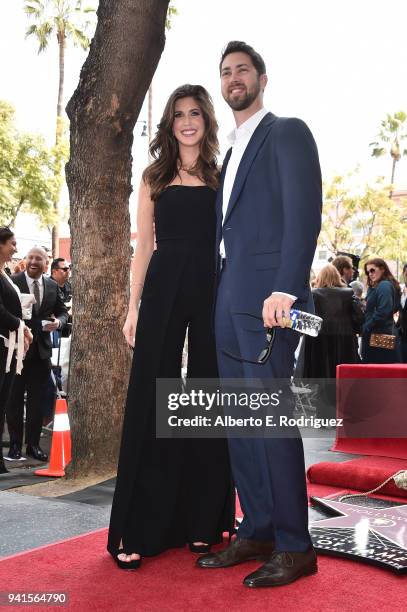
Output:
[243, 548, 318, 587]
[196, 538, 274, 569]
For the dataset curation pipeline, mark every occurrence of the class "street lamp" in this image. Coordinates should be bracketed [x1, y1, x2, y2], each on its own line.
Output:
[136, 120, 147, 137]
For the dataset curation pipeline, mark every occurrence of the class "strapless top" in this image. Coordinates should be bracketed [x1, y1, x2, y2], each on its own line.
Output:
[154, 185, 216, 247]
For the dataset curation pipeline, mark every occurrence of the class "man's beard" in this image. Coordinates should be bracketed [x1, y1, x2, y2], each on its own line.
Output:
[225, 80, 261, 111]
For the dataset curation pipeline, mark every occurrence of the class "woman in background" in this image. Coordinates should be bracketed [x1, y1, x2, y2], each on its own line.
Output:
[361, 258, 401, 364]
[398, 263, 407, 363]
[302, 264, 364, 417]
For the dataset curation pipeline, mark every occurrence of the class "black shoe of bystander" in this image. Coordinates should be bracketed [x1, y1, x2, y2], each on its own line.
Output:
[6, 442, 23, 461]
[26, 445, 48, 462]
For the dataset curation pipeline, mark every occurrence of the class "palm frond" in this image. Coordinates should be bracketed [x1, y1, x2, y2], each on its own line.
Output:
[65, 22, 90, 49]
[24, 0, 45, 12]
[394, 110, 407, 123]
[25, 23, 38, 38]
[38, 20, 53, 52]
[24, 6, 41, 17]
[25, 19, 53, 53]
[371, 147, 386, 158]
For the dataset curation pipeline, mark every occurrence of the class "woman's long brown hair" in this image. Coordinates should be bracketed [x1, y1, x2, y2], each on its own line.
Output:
[143, 84, 220, 200]
[364, 257, 401, 293]
[314, 264, 344, 288]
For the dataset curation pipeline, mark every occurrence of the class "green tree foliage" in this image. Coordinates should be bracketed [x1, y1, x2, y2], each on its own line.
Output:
[166, 4, 178, 29]
[0, 100, 65, 227]
[320, 171, 407, 263]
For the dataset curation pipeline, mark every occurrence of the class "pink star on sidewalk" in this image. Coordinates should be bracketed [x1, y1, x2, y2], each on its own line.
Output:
[311, 498, 407, 550]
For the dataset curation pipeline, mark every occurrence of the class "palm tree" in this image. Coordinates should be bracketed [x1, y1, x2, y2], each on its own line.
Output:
[24, 0, 94, 256]
[370, 111, 407, 196]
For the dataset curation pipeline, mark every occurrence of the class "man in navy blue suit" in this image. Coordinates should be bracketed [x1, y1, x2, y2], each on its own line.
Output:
[197, 42, 322, 587]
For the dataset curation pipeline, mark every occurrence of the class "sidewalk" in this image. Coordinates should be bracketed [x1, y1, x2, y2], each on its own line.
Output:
[0, 435, 352, 558]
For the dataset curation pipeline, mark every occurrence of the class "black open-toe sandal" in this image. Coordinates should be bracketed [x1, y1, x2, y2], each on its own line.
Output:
[189, 543, 211, 554]
[115, 549, 142, 570]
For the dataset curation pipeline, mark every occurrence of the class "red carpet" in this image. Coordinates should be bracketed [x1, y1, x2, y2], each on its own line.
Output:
[307, 456, 407, 500]
[1, 480, 406, 612]
[332, 363, 407, 459]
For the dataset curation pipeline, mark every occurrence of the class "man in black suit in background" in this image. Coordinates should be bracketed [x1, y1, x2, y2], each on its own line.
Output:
[6, 247, 68, 462]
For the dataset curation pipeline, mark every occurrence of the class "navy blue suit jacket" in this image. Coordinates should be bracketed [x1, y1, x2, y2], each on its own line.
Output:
[216, 112, 322, 314]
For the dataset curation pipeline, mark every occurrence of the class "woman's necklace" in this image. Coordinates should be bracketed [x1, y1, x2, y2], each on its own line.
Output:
[179, 159, 198, 173]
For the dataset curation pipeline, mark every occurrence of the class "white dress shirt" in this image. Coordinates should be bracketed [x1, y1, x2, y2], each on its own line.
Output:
[25, 271, 44, 307]
[219, 108, 296, 301]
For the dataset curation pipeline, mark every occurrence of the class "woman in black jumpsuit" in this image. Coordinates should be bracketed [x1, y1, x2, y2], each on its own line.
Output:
[108, 85, 234, 569]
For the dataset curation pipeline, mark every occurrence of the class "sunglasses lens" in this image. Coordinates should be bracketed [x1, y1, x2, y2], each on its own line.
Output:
[258, 348, 269, 363]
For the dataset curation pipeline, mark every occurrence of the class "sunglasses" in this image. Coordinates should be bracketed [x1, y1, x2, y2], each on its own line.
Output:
[367, 268, 377, 274]
[58, 267, 70, 272]
[222, 313, 276, 365]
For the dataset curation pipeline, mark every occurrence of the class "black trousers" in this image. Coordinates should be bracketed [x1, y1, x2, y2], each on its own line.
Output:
[121, 261, 232, 556]
[6, 349, 50, 448]
[215, 266, 311, 552]
[1, 345, 16, 461]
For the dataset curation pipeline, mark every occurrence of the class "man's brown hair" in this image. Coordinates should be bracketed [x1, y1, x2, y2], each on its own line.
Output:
[332, 255, 353, 276]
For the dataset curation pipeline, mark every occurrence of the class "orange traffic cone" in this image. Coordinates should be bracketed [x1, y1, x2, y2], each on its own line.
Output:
[35, 398, 71, 477]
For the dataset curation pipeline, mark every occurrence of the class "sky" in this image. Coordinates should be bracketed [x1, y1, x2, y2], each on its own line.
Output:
[1, 0, 407, 238]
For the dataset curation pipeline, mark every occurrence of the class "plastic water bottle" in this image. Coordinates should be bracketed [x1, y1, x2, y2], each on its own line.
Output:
[287, 309, 322, 337]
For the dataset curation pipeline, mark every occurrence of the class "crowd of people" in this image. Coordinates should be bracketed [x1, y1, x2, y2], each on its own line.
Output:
[296, 255, 406, 417]
[306, 255, 406, 366]
[0, 230, 72, 474]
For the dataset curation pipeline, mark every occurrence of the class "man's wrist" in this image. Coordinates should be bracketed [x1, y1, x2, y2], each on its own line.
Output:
[272, 291, 297, 302]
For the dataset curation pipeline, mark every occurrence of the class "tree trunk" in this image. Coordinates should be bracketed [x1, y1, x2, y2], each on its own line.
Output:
[52, 31, 66, 258]
[65, 0, 169, 478]
[8, 197, 25, 227]
[390, 156, 397, 198]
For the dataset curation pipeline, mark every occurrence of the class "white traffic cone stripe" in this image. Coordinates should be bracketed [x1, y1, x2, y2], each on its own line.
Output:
[53, 413, 70, 432]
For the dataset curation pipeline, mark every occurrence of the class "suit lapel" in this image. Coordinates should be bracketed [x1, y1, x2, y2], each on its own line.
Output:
[18, 272, 30, 294]
[216, 147, 233, 248]
[39, 275, 48, 316]
[223, 112, 277, 225]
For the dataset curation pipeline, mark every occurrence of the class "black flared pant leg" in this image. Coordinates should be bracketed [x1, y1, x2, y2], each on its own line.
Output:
[122, 284, 230, 555]
[180, 296, 231, 544]
[0, 347, 15, 463]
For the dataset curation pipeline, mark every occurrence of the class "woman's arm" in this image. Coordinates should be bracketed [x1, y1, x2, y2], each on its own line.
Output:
[351, 296, 365, 333]
[123, 180, 155, 346]
[0, 288, 21, 337]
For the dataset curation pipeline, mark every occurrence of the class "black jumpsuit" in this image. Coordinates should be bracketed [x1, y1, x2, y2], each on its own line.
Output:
[108, 185, 234, 557]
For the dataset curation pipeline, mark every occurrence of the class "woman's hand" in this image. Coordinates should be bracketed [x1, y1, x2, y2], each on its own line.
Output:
[23, 325, 33, 355]
[23, 325, 33, 344]
[123, 309, 138, 348]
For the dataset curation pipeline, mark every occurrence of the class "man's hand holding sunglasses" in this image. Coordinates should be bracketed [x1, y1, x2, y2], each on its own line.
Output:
[263, 292, 296, 329]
